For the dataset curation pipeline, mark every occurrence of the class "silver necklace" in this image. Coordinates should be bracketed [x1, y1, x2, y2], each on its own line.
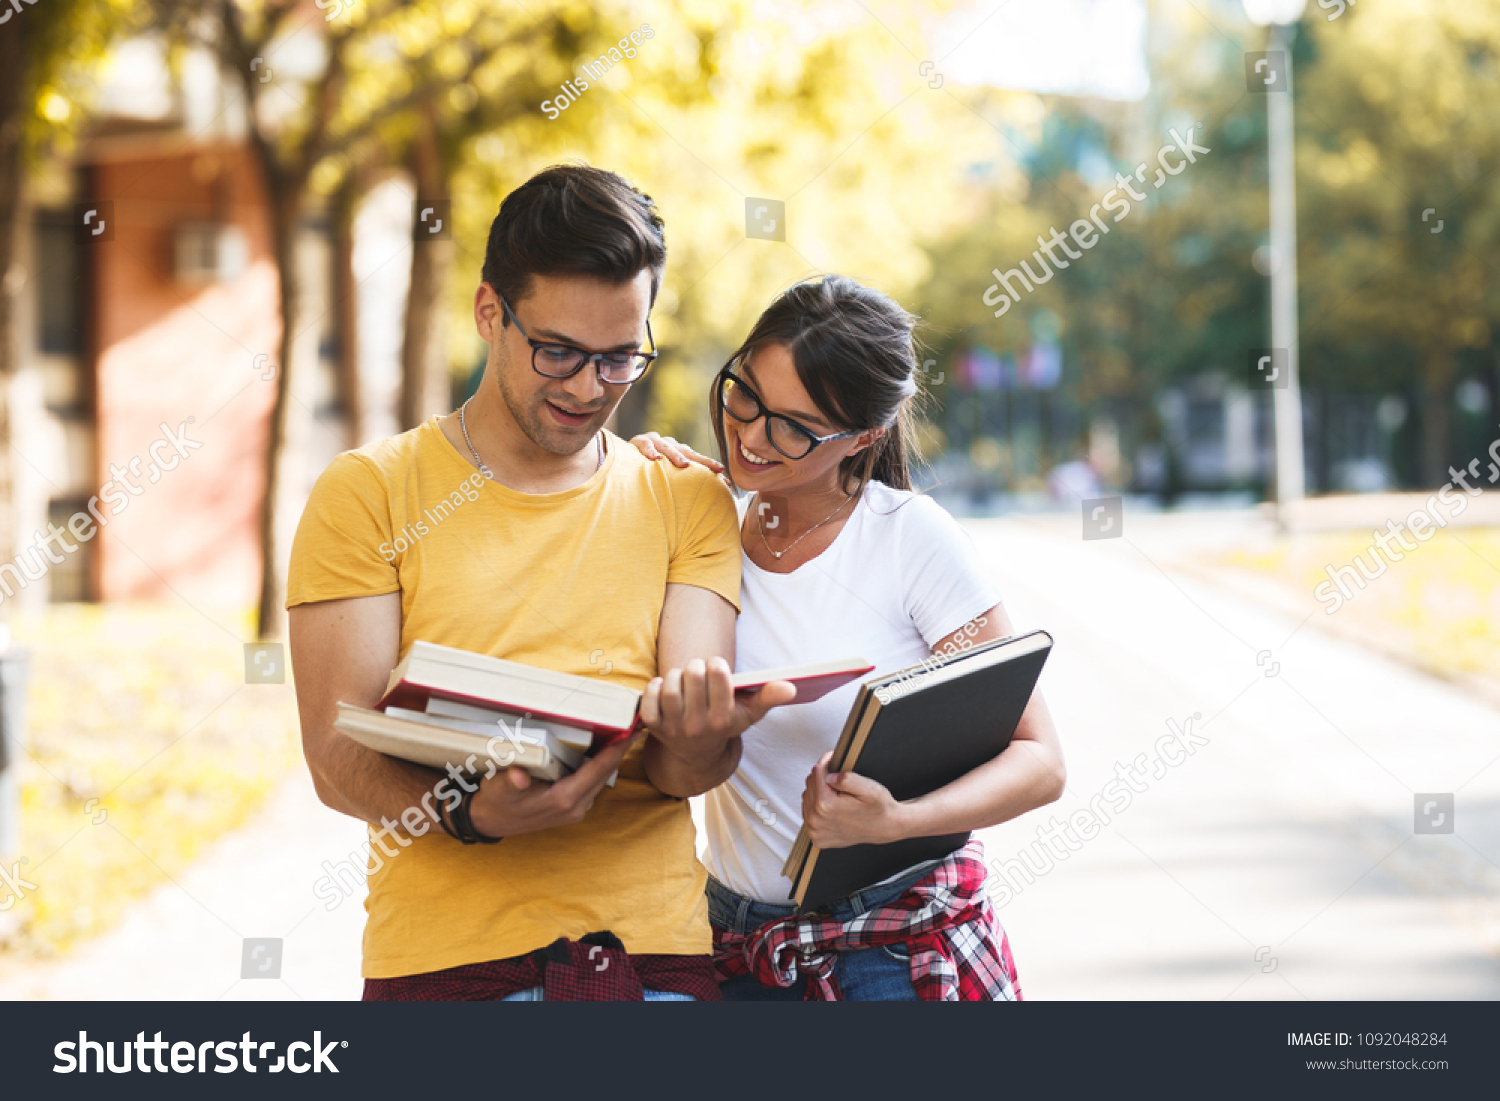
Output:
[459, 396, 601, 481]
[756, 490, 855, 561]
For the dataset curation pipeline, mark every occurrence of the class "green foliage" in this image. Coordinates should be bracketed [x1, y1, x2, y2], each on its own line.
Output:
[1295, 0, 1500, 388]
[915, 0, 1500, 485]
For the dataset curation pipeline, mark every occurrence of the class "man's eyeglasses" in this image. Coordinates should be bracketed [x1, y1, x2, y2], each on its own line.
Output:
[498, 291, 658, 385]
[716, 366, 859, 460]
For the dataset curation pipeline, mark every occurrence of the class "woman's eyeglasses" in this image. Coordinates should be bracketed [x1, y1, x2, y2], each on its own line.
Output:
[716, 367, 858, 460]
[499, 292, 657, 385]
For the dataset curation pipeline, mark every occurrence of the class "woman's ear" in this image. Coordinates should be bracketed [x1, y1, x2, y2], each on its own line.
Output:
[845, 424, 887, 458]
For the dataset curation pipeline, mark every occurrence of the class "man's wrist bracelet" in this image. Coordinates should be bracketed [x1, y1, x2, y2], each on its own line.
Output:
[453, 782, 503, 845]
[436, 796, 462, 841]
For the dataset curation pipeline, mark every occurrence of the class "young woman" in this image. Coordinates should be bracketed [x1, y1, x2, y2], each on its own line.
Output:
[632, 275, 1065, 1001]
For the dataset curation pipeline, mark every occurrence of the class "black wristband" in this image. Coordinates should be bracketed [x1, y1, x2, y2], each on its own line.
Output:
[455, 780, 503, 845]
[436, 795, 461, 841]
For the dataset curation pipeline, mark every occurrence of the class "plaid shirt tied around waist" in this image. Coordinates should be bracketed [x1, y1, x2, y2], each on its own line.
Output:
[712, 839, 1023, 1001]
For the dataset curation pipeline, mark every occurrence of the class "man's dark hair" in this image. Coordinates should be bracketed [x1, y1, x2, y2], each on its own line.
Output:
[480, 164, 667, 319]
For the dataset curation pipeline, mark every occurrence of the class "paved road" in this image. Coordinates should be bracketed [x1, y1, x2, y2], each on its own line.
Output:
[964, 510, 1500, 1000]
[2, 509, 1496, 1000]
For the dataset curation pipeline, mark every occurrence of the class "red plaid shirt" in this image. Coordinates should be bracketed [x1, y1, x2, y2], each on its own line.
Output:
[713, 839, 1022, 1001]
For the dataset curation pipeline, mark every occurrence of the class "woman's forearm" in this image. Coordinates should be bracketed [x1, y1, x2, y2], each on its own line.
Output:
[893, 695, 1066, 840]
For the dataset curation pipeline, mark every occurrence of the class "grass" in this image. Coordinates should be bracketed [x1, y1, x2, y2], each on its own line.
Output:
[1220, 527, 1500, 688]
[0, 604, 301, 957]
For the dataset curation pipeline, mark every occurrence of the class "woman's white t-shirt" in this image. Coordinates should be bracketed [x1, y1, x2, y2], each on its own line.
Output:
[703, 480, 1003, 903]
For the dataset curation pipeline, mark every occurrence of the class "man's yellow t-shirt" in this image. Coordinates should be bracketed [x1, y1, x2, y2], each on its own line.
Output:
[286, 418, 741, 978]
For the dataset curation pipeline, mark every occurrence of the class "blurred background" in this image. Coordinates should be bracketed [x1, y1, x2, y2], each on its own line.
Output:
[0, 0, 1496, 999]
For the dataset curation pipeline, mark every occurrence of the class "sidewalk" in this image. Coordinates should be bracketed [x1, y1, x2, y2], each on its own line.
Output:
[0, 768, 368, 1001]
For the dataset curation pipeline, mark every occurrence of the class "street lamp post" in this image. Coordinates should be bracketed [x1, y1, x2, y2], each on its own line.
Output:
[1245, 0, 1308, 521]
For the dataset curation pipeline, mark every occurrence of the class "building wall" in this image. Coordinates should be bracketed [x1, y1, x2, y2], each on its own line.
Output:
[88, 143, 278, 608]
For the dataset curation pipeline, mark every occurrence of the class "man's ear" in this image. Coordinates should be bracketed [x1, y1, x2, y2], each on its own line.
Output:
[474, 283, 502, 342]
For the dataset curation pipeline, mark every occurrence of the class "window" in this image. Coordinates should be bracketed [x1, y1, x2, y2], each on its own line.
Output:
[34, 214, 81, 355]
[45, 498, 93, 603]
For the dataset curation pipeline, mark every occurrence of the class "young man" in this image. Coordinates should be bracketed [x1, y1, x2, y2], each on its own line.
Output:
[287, 165, 791, 1001]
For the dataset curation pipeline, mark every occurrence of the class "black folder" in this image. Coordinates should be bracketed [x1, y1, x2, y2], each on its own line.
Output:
[784, 629, 1053, 910]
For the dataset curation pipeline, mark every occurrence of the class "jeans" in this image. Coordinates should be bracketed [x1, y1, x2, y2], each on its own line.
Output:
[707, 866, 933, 1001]
[500, 987, 696, 1001]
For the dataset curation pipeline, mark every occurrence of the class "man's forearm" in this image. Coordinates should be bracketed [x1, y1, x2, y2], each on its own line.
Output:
[642, 733, 741, 799]
[308, 726, 457, 831]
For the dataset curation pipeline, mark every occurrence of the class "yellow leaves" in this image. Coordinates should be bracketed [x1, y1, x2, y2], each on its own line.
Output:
[646, 361, 713, 446]
[309, 155, 347, 197]
[472, 133, 506, 164]
[1221, 526, 1500, 686]
[38, 91, 71, 123]
[447, 82, 478, 112]
[441, 0, 480, 38]
[431, 41, 469, 81]
[8, 605, 302, 955]
[1357, 70, 1390, 107]
[393, 16, 433, 58]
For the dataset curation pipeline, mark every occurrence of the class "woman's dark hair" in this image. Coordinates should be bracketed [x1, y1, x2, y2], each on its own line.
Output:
[480, 164, 666, 316]
[711, 275, 922, 493]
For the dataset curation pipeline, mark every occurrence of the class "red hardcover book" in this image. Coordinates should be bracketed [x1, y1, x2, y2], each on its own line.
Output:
[374, 641, 873, 749]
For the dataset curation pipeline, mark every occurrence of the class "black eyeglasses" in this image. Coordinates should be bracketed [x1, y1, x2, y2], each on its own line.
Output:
[498, 292, 658, 384]
[716, 367, 859, 460]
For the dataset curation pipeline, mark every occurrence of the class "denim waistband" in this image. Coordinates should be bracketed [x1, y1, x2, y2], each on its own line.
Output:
[706, 862, 937, 937]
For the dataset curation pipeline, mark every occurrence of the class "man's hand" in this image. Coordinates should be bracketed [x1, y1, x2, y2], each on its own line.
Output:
[639, 657, 795, 793]
[467, 733, 640, 839]
[802, 751, 908, 849]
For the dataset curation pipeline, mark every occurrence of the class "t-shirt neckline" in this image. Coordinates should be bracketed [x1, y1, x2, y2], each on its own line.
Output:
[426, 415, 615, 505]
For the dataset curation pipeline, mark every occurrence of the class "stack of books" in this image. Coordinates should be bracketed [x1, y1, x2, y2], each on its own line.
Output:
[336, 640, 873, 783]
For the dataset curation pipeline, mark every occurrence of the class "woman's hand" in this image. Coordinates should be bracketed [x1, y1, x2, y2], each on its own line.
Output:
[630, 432, 724, 473]
[802, 752, 909, 849]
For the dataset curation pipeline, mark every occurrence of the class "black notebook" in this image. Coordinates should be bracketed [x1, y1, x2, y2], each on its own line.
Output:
[781, 629, 1053, 910]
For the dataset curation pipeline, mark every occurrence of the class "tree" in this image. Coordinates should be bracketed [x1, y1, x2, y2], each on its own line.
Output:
[1293, 0, 1500, 484]
[0, 0, 137, 616]
[161, 0, 545, 636]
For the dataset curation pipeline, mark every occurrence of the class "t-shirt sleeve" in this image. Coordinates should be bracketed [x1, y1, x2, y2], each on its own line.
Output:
[898, 495, 1002, 648]
[665, 467, 742, 612]
[285, 452, 400, 609]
